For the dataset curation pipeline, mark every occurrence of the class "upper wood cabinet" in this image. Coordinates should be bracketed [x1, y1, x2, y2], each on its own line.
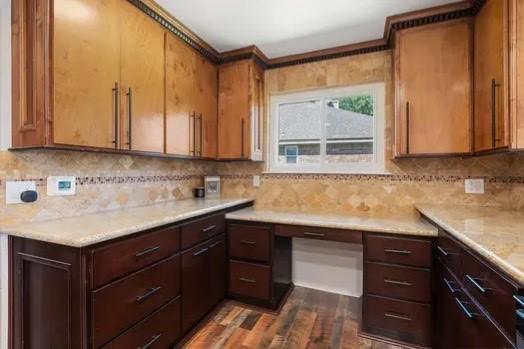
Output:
[165, 34, 217, 158]
[53, 0, 121, 148]
[218, 59, 264, 160]
[474, 0, 510, 152]
[394, 19, 473, 157]
[120, 1, 165, 153]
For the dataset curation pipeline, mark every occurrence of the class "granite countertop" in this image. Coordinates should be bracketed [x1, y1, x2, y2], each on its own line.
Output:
[416, 204, 524, 286]
[225, 207, 438, 237]
[0, 198, 253, 247]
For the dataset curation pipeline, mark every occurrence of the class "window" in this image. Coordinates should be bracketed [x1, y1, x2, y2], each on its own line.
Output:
[270, 83, 385, 173]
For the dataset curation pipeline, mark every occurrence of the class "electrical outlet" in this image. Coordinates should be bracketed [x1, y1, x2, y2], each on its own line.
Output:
[6, 181, 37, 204]
[465, 178, 484, 194]
[253, 175, 261, 188]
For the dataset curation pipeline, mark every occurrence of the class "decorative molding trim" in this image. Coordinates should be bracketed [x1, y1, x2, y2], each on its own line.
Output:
[128, 0, 487, 69]
[0, 175, 202, 187]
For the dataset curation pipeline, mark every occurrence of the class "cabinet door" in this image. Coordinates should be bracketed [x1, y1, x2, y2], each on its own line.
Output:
[207, 236, 226, 308]
[395, 19, 472, 155]
[165, 34, 198, 156]
[474, 0, 509, 151]
[119, 1, 164, 153]
[181, 241, 209, 332]
[195, 55, 218, 158]
[218, 60, 250, 159]
[53, 0, 120, 148]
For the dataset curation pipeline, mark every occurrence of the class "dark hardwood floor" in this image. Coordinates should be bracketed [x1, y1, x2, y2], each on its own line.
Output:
[183, 286, 402, 349]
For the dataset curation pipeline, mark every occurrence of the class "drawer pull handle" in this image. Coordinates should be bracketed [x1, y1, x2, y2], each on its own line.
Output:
[514, 295, 524, 307]
[303, 232, 325, 237]
[241, 240, 257, 246]
[384, 312, 411, 321]
[455, 297, 476, 319]
[193, 247, 209, 257]
[384, 248, 412, 255]
[136, 286, 162, 303]
[138, 333, 162, 349]
[465, 274, 489, 294]
[202, 225, 217, 233]
[517, 309, 524, 320]
[209, 240, 223, 249]
[135, 246, 160, 258]
[384, 279, 412, 287]
[239, 277, 257, 284]
[444, 277, 459, 293]
[437, 245, 449, 257]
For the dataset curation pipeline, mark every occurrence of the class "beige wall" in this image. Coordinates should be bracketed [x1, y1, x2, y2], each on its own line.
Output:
[217, 50, 524, 217]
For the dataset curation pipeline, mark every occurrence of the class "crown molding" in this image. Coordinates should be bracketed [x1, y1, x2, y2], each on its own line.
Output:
[131, 0, 487, 69]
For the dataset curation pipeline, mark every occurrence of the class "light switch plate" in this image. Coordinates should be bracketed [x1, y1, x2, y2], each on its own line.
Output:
[6, 181, 37, 204]
[253, 175, 261, 188]
[465, 178, 484, 194]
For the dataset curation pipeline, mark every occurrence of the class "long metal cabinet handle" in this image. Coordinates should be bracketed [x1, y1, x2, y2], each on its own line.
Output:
[126, 88, 132, 150]
[199, 113, 203, 157]
[455, 297, 475, 319]
[384, 312, 411, 321]
[239, 277, 256, 284]
[491, 78, 501, 148]
[514, 295, 524, 307]
[138, 334, 162, 349]
[384, 279, 412, 287]
[136, 286, 162, 302]
[465, 274, 489, 294]
[190, 112, 196, 156]
[406, 101, 410, 154]
[192, 247, 209, 257]
[135, 246, 160, 258]
[241, 118, 245, 158]
[384, 248, 411, 255]
[303, 232, 326, 237]
[201, 225, 217, 233]
[112, 82, 119, 148]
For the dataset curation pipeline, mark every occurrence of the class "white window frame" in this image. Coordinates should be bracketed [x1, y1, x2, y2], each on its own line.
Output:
[269, 83, 385, 174]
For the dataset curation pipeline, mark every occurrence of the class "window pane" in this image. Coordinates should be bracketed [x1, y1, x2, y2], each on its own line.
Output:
[325, 96, 374, 163]
[278, 100, 322, 165]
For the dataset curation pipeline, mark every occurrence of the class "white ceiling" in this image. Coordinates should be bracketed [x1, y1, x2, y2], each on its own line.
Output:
[156, 0, 460, 58]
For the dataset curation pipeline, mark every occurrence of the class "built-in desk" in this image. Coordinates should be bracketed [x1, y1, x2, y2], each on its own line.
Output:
[225, 208, 437, 347]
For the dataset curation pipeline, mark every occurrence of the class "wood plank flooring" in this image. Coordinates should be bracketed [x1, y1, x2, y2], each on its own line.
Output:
[183, 286, 402, 349]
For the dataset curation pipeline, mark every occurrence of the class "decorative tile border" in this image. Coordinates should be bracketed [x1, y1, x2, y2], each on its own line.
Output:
[219, 173, 524, 184]
[0, 175, 203, 187]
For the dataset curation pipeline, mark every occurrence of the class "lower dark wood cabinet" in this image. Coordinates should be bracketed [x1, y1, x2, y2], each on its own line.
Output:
[182, 234, 226, 332]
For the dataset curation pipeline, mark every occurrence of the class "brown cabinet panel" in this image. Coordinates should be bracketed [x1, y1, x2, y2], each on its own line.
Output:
[365, 262, 431, 303]
[165, 34, 197, 156]
[365, 295, 432, 347]
[53, 0, 121, 148]
[474, 0, 509, 151]
[275, 224, 362, 244]
[181, 235, 225, 332]
[229, 260, 271, 301]
[229, 223, 271, 262]
[395, 19, 472, 155]
[196, 55, 218, 158]
[91, 255, 180, 348]
[180, 213, 225, 250]
[365, 234, 432, 267]
[120, 1, 165, 153]
[90, 226, 179, 289]
[101, 296, 181, 349]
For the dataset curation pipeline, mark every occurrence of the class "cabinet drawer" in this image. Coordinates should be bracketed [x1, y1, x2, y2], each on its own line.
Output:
[229, 260, 270, 301]
[275, 224, 362, 244]
[180, 213, 225, 250]
[365, 295, 431, 347]
[366, 234, 432, 267]
[91, 255, 180, 348]
[462, 248, 518, 339]
[229, 223, 271, 262]
[437, 230, 463, 279]
[90, 226, 179, 289]
[101, 296, 181, 349]
[366, 262, 431, 303]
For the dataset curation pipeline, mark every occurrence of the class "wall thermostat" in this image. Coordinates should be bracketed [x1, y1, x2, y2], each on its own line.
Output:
[47, 176, 76, 196]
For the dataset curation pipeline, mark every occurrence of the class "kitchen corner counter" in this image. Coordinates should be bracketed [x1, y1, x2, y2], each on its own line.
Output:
[416, 204, 524, 286]
[226, 207, 438, 237]
[0, 198, 253, 247]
